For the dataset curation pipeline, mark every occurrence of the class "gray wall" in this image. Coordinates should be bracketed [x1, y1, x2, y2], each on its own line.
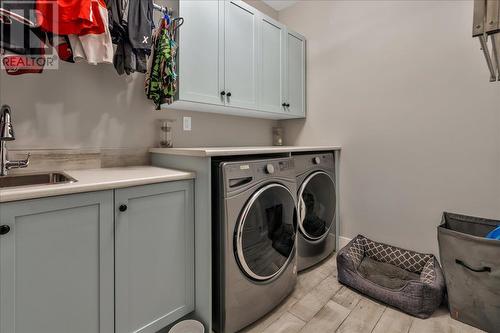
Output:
[278, 0, 500, 255]
[0, 1, 278, 150]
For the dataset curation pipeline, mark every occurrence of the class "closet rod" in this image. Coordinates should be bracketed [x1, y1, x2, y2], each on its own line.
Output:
[153, 3, 173, 15]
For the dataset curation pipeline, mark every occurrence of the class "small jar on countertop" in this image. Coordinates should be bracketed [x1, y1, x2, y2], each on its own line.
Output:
[272, 127, 284, 146]
[158, 119, 175, 148]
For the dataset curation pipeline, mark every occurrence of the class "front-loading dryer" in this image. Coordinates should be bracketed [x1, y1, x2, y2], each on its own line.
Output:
[212, 157, 298, 333]
[294, 153, 336, 271]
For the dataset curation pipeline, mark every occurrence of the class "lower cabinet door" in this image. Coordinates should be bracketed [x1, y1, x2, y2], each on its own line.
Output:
[0, 191, 114, 333]
[115, 180, 195, 333]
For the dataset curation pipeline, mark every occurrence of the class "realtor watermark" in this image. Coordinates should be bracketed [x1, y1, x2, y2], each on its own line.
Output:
[1, 53, 57, 70]
[0, 1, 59, 71]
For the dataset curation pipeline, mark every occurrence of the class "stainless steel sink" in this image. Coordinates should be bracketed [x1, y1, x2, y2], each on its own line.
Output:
[0, 172, 77, 188]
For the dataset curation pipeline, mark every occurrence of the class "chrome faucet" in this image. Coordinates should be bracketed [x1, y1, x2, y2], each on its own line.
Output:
[0, 105, 30, 176]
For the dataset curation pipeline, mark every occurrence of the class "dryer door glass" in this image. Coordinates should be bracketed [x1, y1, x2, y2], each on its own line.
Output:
[236, 184, 297, 281]
[298, 172, 336, 241]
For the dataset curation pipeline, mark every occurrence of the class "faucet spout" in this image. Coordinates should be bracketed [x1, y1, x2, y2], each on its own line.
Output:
[0, 105, 15, 141]
[0, 105, 30, 177]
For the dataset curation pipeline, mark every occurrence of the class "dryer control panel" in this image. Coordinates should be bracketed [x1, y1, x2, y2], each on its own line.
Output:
[293, 152, 335, 176]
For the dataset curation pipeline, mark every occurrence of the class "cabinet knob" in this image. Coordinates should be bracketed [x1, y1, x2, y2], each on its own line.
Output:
[0, 225, 10, 235]
[220, 91, 226, 96]
[119, 205, 128, 212]
[226, 92, 232, 97]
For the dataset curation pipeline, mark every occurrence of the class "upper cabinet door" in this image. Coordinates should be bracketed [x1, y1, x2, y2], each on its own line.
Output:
[0, 191, 114, 333]
[286, 30, 306, 117]
[224, 0, 260, 109]
[259, 16, 286, 114]
[179, 0, 225, 105]
[115, 181, 195, 333]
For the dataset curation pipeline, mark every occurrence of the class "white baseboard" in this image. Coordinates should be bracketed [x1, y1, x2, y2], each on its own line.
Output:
[338, 236, 352, 250]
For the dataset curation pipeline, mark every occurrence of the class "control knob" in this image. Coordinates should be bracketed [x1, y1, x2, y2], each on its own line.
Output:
[313, 157, 321, 165]
[265, 164, 275, 174]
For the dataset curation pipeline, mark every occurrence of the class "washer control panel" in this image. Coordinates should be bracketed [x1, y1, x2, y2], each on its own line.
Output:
[222, 157, 295, 192]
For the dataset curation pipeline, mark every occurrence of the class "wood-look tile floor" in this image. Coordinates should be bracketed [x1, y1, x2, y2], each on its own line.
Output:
[240, 253, 484, 333]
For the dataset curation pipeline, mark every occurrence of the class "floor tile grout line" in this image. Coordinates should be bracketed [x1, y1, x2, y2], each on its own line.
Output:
[285, 311, 307, 326]
[289, 271, 335, 322]
[407, 314, 416, 333]
[369, 306, 387, 333]
[333, 293, 363, 332]
[262, 296, 300, 332]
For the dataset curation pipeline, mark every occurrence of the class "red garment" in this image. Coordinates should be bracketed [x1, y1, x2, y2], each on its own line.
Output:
[36, 0, 105, 35]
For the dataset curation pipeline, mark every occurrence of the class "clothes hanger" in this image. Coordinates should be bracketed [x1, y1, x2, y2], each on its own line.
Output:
[0, 8, 38, 28]
[171, 17, 184, 31]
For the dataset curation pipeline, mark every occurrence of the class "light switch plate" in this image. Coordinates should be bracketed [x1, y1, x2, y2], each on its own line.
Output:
[183, 117, 192, 131]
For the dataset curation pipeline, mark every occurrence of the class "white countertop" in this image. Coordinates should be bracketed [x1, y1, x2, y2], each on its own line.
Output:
[0, 166, 195, 203]
[150, 146, 341, 157]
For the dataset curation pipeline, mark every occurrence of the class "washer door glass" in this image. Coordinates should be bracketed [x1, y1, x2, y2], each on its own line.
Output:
[298, 172, 336, 241]
[236, 184, 297, 281]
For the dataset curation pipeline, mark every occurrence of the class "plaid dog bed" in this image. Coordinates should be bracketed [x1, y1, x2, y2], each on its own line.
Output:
[337, 235, 445, 318]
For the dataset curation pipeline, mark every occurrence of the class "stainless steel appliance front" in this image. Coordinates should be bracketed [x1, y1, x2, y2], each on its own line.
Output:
[212, 157, 298, 333]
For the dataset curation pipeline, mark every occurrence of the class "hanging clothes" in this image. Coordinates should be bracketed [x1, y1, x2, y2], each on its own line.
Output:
[36, 0, 105, 35]
[68, 0, 113, 65]
[47, 33, 74, 63]
[145, 16, 179, 108]
[127, 0, 153, 50]
[106, 0, 128, 43]
[109, 0, 153, 75]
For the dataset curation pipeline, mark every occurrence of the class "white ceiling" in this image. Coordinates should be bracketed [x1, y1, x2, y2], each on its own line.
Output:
[262, 0, 299, 11]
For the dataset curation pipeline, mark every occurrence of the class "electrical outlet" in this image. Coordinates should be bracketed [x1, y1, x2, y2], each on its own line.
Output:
[183, 117, 192, 131]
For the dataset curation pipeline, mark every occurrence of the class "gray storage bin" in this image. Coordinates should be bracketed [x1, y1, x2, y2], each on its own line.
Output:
[438, 212, 500, 333]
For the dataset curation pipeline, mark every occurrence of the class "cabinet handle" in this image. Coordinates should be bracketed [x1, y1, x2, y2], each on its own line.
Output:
[119, 205, 128, 212]
[0, 225, 10, 235]
[282, 103, 287, 107]
[286, 103, 290, 107]
[220, 91, 226, 96]
[226, 92, 232, 97]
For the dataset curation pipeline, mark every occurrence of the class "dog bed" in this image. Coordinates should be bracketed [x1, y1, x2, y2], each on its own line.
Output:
[337, 235, 445, 319]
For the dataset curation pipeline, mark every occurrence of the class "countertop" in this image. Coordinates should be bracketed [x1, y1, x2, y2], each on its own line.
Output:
[0, 166, 195, 203]
[149, 146, 341, 157]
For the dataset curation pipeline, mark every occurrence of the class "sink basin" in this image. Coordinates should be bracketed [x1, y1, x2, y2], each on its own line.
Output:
[0, 172, 77, 188]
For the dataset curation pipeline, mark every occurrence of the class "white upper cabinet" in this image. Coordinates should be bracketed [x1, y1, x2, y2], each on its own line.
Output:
[178, 0, 224, 105]
[224, 1, 259, 109]
[259, 16, 286, 114]
[286, 30, 306, 117]
[170, 0, 306, 119]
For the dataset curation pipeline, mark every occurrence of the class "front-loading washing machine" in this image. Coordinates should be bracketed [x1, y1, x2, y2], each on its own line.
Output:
[294, 153, 336, 271]
[212, 157, 298, 333]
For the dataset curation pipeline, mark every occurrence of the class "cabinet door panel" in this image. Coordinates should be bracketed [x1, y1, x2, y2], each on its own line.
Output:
[115, 181, 194, 333]
[224, 0, 259, 109]
[260, 17, 285, 113]
[287, 31, 306, 117]
[0, 191, 114, 333]
[179, 0, 224, 105]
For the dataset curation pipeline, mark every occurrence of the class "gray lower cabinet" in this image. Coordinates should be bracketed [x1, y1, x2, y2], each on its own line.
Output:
[0, 191, 114, 333]
[115, 181, 195, 333]
[0, 180, 194, 333]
